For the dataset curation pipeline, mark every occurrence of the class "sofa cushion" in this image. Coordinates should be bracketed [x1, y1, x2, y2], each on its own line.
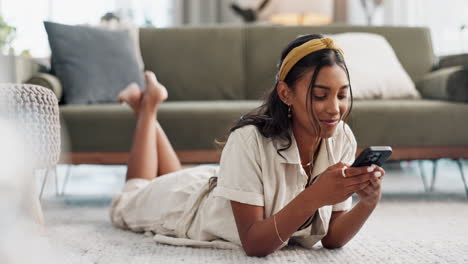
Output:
[416, 66, 468, 102]
[245, 25, 434, 100]
[94, 21, 144, 71]
[330, 32, 420, 99]
[139, 26, 245, 101]
[44, 21, 144, 104]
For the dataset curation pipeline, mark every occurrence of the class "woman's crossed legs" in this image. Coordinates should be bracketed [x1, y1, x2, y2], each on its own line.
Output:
[118, 71, 182, 181]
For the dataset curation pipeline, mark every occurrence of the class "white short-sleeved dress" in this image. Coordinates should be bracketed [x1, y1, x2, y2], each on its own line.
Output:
[110, 121, 357, 249]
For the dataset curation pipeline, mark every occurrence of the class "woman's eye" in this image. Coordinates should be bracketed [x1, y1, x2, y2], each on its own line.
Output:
[338, 95, 348, 100]
[314, 95, 326, 100]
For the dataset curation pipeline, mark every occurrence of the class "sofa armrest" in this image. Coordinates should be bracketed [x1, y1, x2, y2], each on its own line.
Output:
[416, 66, 468, 102]
[26, 73, 63, 102]
[438, 54, 468, 69]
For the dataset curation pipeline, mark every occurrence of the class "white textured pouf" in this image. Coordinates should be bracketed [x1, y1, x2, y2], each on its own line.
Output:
[0, 83, 60, 228]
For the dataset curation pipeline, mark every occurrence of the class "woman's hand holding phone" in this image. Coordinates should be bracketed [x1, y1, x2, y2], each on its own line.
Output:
[349, 146, 390, 207]
[311, 162, 381, 207]
[353, 165, 385, 208]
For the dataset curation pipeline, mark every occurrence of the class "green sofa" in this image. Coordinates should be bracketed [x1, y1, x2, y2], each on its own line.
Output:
[29, 25, 468, 164]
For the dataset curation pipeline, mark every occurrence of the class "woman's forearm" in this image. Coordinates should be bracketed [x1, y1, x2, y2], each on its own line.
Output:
[244, 185, 324, 257]
[321, 200, 376, 248]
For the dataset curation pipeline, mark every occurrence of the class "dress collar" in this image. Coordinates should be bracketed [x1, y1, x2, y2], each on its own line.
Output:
[276, 130, 336, 178]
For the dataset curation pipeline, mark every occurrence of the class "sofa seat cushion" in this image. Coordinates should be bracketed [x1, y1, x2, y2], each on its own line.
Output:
[59, 99, 468, 153]
[349, 100, 468, 147]
[59, 101, 262, 152]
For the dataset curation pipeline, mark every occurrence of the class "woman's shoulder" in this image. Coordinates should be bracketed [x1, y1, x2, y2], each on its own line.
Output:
[227, 124, 272, 154]
[229, 124, 262, 142]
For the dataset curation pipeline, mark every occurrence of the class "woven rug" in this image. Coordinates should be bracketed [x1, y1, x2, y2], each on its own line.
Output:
[41, 198, 468, 264]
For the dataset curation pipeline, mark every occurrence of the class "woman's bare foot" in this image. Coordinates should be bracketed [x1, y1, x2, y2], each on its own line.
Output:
[141, 71, 168, 111]
[118, 82, 143, 115]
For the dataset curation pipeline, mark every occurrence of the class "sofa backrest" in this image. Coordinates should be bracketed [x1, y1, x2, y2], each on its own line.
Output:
[140, 26, 245, 101]
[244, 25, 435, 100]
[140, 25, 434, 101]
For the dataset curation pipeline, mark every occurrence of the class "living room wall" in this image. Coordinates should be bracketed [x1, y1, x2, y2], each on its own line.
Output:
[1, 0, 468, 57]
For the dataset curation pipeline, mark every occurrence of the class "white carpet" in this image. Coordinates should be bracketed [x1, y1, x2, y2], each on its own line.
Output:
[42, 199, 468, 264]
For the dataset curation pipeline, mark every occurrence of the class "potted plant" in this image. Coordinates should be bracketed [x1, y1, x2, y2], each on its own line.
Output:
[0, 16, 37, 83]
[0, 16, 16, 55]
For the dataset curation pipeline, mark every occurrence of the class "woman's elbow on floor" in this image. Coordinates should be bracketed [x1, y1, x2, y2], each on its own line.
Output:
[321, 240, 346, 249]
[243, 244, 273, 257]
[245, 250, 271, 258]
[244, 247, 268, 257]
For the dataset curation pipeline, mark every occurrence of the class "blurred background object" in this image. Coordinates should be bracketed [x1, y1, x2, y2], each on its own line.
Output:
[0, 86, 65, 263]
[0, 15, 16, 55]
[360, 0, 385, 25]
[269, 0, 333, 25]
[0, 84, 61, 199]
[0, 54, 37, 83]
[1, 0, 468, 57]
[230, 0, 270, 23]
[0, 14, 37, 83]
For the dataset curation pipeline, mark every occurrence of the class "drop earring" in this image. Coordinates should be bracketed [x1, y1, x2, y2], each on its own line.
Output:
[287, 104, 292, 118]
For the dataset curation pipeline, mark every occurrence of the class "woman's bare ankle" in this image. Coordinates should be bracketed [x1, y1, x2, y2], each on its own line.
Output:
[118, 82, 143, 115]
[143, 71, 168, 105]
[139, 99, 159, 116]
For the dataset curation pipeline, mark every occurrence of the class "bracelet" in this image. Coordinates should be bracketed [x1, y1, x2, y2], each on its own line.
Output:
[273, 215, 286, 244]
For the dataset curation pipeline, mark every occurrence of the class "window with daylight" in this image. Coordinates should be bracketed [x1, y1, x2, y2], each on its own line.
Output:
[350, 0, 468, 55]
[0, 0, 174, 58]
[385, 0, 468, 55]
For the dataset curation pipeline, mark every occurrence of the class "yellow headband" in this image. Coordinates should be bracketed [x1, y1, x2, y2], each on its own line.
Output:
[278, 37, 344, 81]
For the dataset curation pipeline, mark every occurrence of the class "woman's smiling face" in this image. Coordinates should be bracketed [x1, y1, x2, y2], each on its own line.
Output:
[282, 64, 350, 138]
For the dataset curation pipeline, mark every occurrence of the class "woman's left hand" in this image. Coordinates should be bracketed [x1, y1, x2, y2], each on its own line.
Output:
[356, 165, 385, 208]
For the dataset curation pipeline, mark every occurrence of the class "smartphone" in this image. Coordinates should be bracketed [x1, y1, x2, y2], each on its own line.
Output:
[351, 146, 393, 167]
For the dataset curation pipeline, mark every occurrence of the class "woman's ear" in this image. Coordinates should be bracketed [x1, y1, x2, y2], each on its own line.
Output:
[277, 81, 292, 104]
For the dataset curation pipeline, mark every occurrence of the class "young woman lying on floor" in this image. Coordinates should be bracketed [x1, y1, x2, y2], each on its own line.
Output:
[110, 34, 385, 257]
